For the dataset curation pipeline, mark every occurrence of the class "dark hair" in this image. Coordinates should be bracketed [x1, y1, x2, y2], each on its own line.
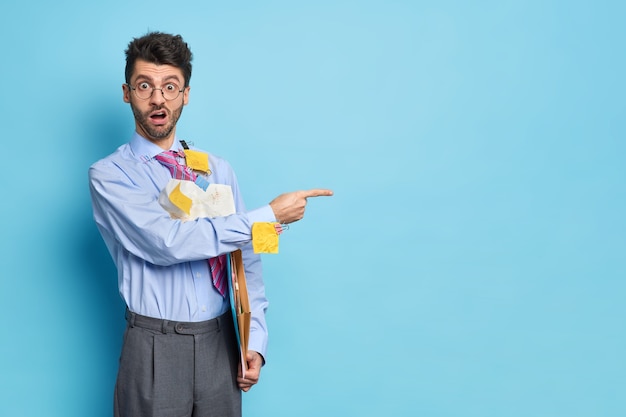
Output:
[125, 32, 193, 87]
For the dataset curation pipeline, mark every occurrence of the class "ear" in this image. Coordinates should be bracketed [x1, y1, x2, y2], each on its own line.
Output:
[183, 86, 190, 106]
[122, 84, 131, 103]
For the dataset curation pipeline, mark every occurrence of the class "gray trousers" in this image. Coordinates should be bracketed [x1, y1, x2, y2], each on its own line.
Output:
[114, 310, 241, 417]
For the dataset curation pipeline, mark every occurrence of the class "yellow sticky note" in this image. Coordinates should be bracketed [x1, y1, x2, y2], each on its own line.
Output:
[252, 222, 280, 254]
[185, 149, 210, 174]
[169, 183, 193, 215]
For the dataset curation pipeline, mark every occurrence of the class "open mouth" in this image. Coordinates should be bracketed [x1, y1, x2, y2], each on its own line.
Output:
[150, 110, 168, 124]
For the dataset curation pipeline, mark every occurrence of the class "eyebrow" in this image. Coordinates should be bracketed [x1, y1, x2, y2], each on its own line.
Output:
[133, 74, 183, 84]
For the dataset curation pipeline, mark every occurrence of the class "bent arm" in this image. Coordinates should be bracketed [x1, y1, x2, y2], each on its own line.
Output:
[89, 162, 274, 266]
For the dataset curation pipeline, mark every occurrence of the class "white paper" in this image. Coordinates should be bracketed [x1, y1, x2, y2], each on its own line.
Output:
[158, 179, 236, 221]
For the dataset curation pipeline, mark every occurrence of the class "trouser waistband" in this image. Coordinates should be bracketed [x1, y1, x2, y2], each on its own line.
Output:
[125, 309, 231, 335]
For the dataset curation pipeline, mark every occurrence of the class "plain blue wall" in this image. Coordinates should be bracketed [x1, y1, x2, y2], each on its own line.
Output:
[2, 1, 625, 416]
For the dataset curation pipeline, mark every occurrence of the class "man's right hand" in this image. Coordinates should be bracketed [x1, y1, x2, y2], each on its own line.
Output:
[269, 189, 333, 224]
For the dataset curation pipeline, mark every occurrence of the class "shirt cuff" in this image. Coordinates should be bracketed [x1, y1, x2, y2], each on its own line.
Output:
[247, 205, 276, 225]
[248, 333, 268, 363]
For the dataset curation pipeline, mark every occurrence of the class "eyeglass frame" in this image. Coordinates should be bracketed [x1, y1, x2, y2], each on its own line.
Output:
[126, 82, 186, 101]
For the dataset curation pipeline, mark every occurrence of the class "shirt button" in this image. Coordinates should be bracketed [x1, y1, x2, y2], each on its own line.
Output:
[195, 273, 201, 278]
[201, 305, 207, 312]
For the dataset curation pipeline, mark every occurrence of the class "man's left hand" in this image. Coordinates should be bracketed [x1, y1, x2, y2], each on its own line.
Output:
[237, 350, 263, 392]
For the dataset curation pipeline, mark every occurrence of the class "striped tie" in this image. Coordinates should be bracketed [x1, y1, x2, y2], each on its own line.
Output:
[155, 150, 228, 297]
[154, 150, 196, 181]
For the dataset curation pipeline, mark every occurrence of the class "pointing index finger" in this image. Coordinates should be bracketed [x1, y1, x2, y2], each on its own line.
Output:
[301, 189, 334, 198]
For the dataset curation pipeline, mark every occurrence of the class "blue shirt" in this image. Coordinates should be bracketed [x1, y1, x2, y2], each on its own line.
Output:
[88, 132, 274, 357]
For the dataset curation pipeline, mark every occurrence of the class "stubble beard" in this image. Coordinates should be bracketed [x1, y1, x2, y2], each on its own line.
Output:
[130, 101, 184, 141]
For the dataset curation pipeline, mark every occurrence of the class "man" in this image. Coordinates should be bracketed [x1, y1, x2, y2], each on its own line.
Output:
[88, 32, 332, 417]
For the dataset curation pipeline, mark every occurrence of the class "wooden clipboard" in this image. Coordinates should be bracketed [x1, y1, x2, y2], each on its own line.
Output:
[227, 249, 251, 377]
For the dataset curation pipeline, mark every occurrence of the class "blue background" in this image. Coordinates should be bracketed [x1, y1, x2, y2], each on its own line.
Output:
[2, 1, 625, 416]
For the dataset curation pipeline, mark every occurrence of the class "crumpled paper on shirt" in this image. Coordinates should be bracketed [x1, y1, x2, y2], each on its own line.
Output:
[158, 178, 236, 221]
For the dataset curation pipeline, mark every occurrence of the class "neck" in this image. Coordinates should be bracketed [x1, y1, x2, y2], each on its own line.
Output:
[135, 128, 176, 150]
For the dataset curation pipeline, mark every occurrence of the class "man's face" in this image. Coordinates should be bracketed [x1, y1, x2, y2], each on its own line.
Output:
[123, 59, 190, 148]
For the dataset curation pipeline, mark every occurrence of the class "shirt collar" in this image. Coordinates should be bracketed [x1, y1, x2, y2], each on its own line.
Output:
[129, 132, 181, 161]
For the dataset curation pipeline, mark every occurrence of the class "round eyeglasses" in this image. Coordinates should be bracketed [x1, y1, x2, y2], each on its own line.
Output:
[128, 82, 184, 101]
